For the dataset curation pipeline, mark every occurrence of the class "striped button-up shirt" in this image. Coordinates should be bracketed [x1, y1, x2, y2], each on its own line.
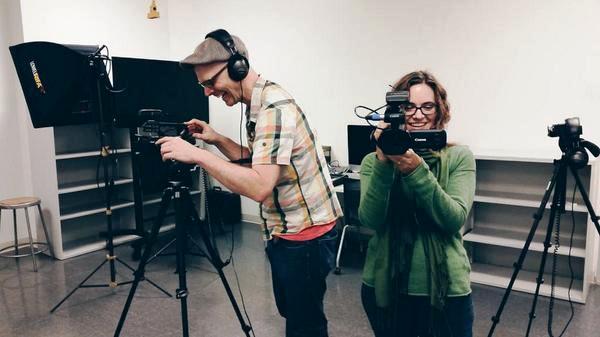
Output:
[246, 77, 342, 239]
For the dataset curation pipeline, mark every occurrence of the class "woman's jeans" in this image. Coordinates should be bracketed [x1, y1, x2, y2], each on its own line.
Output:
[361, 283, 474, 337]
[266, 228, 338, 337]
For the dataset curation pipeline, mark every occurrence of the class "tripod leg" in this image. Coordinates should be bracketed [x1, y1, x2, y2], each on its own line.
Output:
[174, 186, 190, 337]
[146, 237, 177, 264]
[114, 257, 172, 297]
[569, 166, 600, 236]
[487, 160, 562, 337]
[525, 195, 563, 336]
[181, 189, 252, 337]
[114, 188, 173, 337]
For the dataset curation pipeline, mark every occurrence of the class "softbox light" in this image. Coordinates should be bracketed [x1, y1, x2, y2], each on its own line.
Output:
[9, 41, 110, 128]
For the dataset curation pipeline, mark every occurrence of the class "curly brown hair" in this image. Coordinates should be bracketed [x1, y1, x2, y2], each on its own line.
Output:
[392, 71, 450, 129]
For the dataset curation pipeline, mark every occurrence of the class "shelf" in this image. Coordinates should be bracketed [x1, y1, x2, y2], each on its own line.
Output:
[470, 263, 584, 303]
[58, 178, 134, 194]
[472, 149, 598, 165]
[55, 148, 131, 160]
[60, 223, 176, 260]
[60, 199, 135, 221]
[61, 232, 142, 260]
[464, 227, 586, 258]
[143, 189, 202, 206]
[475, 191, 587, 212]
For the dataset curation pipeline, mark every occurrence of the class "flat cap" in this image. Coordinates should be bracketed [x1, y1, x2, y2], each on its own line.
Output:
[180, 34, 248, 68]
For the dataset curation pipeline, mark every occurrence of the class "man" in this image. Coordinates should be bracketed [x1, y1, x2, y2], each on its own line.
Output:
[156, 29, 343, 337]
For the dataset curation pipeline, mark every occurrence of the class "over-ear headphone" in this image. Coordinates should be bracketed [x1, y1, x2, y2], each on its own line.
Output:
[205, 29, 250, 82]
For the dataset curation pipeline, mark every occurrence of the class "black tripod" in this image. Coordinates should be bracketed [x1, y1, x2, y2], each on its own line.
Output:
[488, 129, 600, 336]
[51, 52, 170, 313]
[113, 177, 253, 337]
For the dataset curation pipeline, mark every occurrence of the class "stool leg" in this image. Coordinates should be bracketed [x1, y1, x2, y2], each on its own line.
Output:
[13, 209, 18, 256]
[37, 204, 55, 259]
[24, 208, 38, 272]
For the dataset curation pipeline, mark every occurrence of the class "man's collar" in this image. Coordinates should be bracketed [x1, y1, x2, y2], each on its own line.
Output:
[248, 76, 267, 124]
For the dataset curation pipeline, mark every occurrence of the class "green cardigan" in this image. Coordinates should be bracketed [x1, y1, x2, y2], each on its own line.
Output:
[359, 145, 476, 307]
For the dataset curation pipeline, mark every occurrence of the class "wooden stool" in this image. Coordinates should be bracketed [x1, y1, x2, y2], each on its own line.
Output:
[0, 196, 55, 271]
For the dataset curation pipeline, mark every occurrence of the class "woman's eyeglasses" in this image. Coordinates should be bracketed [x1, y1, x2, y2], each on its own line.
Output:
[404, 102, 437, 116]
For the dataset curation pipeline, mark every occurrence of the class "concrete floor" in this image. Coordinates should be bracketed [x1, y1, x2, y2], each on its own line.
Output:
[0, 223, 599, 337]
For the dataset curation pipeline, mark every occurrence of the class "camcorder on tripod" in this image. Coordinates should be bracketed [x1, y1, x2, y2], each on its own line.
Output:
[114, 118, 253, 337]
[359, 90, 447, 154]
[488, 117, 600, 337]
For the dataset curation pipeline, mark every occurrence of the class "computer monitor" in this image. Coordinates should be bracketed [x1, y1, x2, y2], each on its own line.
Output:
[347, 125, 376, 171]
[111, 56, 208, 128]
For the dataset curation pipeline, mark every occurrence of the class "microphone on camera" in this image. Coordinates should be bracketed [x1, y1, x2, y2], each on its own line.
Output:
[365, 113, 385, 121]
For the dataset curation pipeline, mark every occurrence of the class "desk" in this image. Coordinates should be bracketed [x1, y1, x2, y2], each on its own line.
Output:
[332, 172, 359, 193]
[331, 173, 367, 274]
[331, 175, 347, 187]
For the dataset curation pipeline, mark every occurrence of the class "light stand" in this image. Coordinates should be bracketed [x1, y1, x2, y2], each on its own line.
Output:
[487, 119, 600, 336]
[50, 51, 170, 313]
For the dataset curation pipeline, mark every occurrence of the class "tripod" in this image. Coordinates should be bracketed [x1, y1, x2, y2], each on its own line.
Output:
[113, 178, 253, 337]
[51, 53, 170, 313]
[487, 151, 600, 336]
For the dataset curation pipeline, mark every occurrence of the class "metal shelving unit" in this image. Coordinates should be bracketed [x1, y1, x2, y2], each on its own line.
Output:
[463, 150, 599, 303]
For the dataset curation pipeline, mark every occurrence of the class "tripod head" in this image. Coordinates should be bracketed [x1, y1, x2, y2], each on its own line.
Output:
[134, 118, 198, 184]
[548, 117, 600, 169]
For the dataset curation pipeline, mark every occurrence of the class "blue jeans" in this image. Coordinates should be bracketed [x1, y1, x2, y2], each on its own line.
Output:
[265, 228, 338, 337]
[361, 284, 474, 337]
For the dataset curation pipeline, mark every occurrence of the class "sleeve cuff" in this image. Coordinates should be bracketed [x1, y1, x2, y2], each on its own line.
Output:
[369, 157, 396, 184]
[402, 160, 430, 186]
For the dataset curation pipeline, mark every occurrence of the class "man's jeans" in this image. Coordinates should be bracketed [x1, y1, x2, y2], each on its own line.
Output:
[265, 227, 338, 337]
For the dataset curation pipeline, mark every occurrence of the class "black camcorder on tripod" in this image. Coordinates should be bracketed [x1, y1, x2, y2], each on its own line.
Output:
[547, 117, 600, 169]
[116, 114, 253, 337]
[363, 90, 447, 155]
[488, 117, 600, 337]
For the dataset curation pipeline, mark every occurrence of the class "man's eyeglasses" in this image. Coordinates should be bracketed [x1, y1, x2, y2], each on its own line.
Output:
[404, 102, 437, 116]
[198, 65, 228, 89]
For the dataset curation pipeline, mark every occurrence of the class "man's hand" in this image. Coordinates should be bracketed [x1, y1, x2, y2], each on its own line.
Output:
[185, 119, 221, 145]
[156, 136, 201, 164]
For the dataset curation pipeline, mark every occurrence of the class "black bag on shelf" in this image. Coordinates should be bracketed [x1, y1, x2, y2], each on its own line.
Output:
[207, 187, 241, 226]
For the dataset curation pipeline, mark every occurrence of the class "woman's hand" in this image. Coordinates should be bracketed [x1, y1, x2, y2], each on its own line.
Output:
[372, 121, 421, 173]
[156, 136, 202, 164]
[185, 119, 221, 145]
[387, 149, 422, 174]
[372, 121, 390, 162]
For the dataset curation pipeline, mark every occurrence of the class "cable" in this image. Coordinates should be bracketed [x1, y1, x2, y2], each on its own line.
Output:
[548, 185, 577, 337]
[557, 187, 577, 337]
[547, 203, 560, 337]
[327, 160, 349, 176]
[354, 104, 388, 129]
[231, 81, 255, 336]
[240, 82, 245, 162]
[231, 247, 255, 337]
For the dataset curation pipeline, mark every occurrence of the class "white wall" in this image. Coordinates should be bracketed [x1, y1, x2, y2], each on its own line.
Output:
[19, 0, 172, 58]
[0, 0, 174, 245]
[0, 0, 34, 245]
[167, 0, 600, 220]
[2, 1, 600, 260]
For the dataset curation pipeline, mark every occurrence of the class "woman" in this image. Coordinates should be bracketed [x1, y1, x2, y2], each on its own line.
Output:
[359, 71, 476, 337]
